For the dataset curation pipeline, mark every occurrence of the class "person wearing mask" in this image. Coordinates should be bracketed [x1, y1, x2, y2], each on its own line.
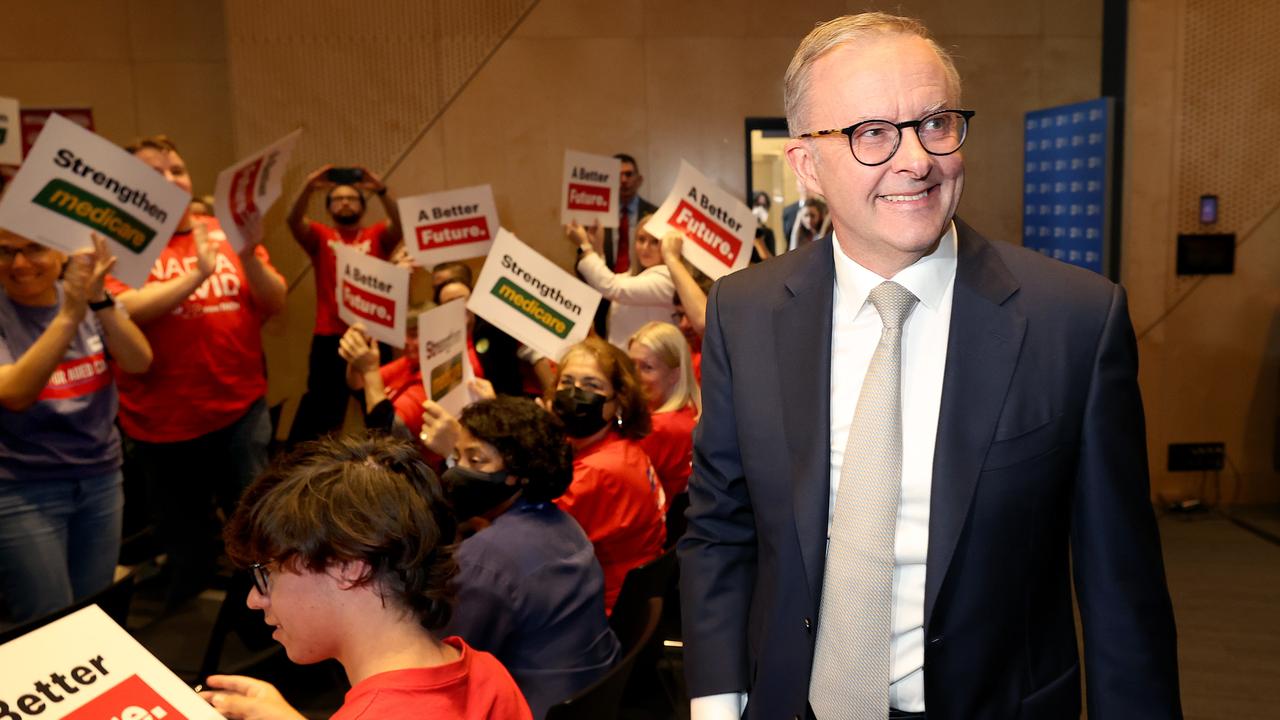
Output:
[750, 191, 778, 261]
[105, 134, 286, 610]
[568, 218, 675, 350]
[629, 322, 700, 502]
[0, 232, 152, 625]
[287, 163, 403, 443]
[788, 197, 830, 251]
[419, 396, 621, 718]
[547, 337, 666, 613]
[201, 434, 532, 720]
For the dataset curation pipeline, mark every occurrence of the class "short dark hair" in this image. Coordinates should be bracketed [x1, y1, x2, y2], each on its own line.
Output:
[125, 134, 179, 155]
[224, 434, 458, 630]
[432, 261, 474, 289]
[458, 397, 573, 504]
[550, 337, 651, 440]
[613, 153, 639, 172]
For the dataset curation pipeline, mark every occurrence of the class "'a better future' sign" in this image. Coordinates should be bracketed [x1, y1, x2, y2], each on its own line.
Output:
[645, 160, 754, 280]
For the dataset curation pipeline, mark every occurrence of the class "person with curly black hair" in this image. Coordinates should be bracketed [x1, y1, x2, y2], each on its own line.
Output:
[199, 433, 532, 720]
[421, 396, 621, 718]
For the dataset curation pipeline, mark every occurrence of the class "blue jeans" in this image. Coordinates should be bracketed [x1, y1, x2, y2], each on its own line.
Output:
[0, 471, 123, 627]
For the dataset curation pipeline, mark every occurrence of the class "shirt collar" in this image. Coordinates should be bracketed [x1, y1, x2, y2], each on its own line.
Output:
[831, 219, 957, 314]
[623, 195, 640, 215]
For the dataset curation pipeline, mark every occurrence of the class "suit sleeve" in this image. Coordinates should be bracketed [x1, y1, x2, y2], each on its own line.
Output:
[1071, 284, 1182, 718]
[678, 281, 757, 698]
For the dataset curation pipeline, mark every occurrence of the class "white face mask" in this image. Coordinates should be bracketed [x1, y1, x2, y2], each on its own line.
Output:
[752, 206, 769, 225]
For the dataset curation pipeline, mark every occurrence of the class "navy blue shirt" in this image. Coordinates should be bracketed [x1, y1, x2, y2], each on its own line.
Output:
[447, 497, 620, 718]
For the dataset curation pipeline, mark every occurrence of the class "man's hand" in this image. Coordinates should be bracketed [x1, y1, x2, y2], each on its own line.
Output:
[419, 399, 462, 457]
[303, 164, 335, 189]
[200, 675, 306, 720]
[660, 230, 684, 264]
[356, 166, 387, 195]
[192, 221, 219, 278]
[338, 323, 380, 373]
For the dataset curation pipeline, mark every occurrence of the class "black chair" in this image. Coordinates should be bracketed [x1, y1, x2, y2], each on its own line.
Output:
[665, 491, 690, 549]
[608, 547, 676, 638]
[0, 569, 136, 645]
[545, 597, 663, 720]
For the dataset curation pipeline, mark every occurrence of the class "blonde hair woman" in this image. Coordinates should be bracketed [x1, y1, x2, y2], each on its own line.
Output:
[628, 321, 700, 500]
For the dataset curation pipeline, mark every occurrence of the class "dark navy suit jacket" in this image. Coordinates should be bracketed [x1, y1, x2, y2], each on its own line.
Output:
[678, 219, 1181, 719]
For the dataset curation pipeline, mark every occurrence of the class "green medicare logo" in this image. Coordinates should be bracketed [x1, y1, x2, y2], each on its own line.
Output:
[32, 179, 156, 253]
[492, 277, 574, 339]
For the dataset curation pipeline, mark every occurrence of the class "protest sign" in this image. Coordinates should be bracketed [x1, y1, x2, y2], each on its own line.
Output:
[213, 128, 302, 252]
[560, 150, 619, 229]
[644, 160, 755, 280]
[468, 229, 601, 361]
[417, 300, 477, 417]
[334, 243, 410, 347]
[0, 114, 189, 287]
[0, 605, 223, 720]
[0, 97, 20, 166]
[399, 184, 499, 266]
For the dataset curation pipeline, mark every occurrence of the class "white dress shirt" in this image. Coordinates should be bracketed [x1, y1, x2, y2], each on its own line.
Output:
[691, 222, 957, 719]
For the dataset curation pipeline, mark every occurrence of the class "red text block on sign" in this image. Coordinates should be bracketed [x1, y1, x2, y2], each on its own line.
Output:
[669, 200, 742, 269]
[63, 674, 189, 720]
[567, 183, 610, 211]
[414, 216, 492, 251]
[341, 280, 396, 327]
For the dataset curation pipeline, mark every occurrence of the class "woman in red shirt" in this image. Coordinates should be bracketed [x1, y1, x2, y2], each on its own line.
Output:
[548, 337, 666, 614]
[628, 321, 700, 501]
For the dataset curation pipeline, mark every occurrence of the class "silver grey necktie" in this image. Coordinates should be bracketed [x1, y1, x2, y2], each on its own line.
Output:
[809, 280, 919, 719]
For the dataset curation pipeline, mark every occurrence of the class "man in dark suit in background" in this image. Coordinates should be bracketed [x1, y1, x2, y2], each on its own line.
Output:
[679, 12, 1181, 720]
[590, 153, 659, 335]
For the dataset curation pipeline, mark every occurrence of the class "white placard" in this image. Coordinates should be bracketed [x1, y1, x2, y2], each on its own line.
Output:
[467, 229, 602, 362]
[0, 97, 20, 165]
[213, 128, 302, 252]
[398, 184, 499, 267]
[560, 149, 619, 229]
[417, 300, 477, 416]
[334, 243, 410, 347]
[644, 160, 755, 280]
[0, 114, 189, 287]
[0, 605, 223, 719]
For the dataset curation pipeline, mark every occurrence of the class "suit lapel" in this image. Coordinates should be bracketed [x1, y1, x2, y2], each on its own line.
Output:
[774, 240, 836, 601]
[924, 221, 1026, 629]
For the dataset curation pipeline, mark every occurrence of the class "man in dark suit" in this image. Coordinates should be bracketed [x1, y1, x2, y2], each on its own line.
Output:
[679, 12, 1181, 720]
[590, 153, 659, 335]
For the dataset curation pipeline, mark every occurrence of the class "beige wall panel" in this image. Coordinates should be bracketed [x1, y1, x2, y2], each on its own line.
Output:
[0, 0, 132, 61]
[1041, 0, 1104, 37]
[515, 0, 644, 37]
[743, 0, 848, 37]
[1039, 36, 1102, 107]
[131, 61, 234, 194]
[643, 0, 748, 37]
[858, 0, 1040, 38]
[0, 60, 138, 144]
[126, 0, 227, 62]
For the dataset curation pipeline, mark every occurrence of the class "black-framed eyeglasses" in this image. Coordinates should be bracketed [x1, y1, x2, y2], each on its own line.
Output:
[796, 109, 975, 167]
[249, 563, 271, 596]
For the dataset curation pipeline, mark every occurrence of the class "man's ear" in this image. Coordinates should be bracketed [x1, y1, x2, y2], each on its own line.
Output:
[332, 559, 371, 590]
[784, 139, 824, 200]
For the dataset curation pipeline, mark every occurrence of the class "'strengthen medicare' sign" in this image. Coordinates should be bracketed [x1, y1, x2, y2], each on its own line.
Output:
[644, 160, 754, 280]
[560, 150, 619, 229]
[468, 229, 602, 361]
[0, 605, 222, 720]
[0, 114, 189, 287]
[214, 128, 302, 252]
[334, 243, 410, 347]
[399, 184, 499, 267]
[417, 299, 477, 417]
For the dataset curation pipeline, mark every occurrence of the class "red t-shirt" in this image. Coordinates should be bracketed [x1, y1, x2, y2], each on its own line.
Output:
[638, 404, 697, 500]
[691, 349, 702, 384]
[379, 356, 425, 438]
[331, 636, 532, 720]
[105, 219, 280, 443]
[301, 220, 396, 336]
[555, 433, 666, 613]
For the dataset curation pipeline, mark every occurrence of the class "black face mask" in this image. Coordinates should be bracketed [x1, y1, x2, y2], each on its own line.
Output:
[553, 387, 611, 438]
[442, 466, 518, 522]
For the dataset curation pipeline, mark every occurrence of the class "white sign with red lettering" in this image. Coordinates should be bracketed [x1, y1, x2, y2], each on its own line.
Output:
[0, 97, 20, 166]
[468, 229, 602, 361]
[0, 113, 189, 287]
[213, 128, 302, 252]
[417, 299, 477, 417]
[644, 160, 754, 280]
[0, 605, 223, 720]
[560, 149, 619, 229]
[398, 184, 499, 266]
[334, 243, 409, 347]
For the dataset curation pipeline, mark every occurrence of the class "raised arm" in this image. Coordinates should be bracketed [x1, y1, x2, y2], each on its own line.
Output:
[338, 323, 384, 408]
[359, 167, 403, 245]
[568, 224, 674, 305]
[234, 214, 287, 317]
[287, 164, 333, 251]
[0, 255, 93, 411]
[84, 234, 151, 373]
[661, 231, 708, 335]
[112, 226, 216, 324]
